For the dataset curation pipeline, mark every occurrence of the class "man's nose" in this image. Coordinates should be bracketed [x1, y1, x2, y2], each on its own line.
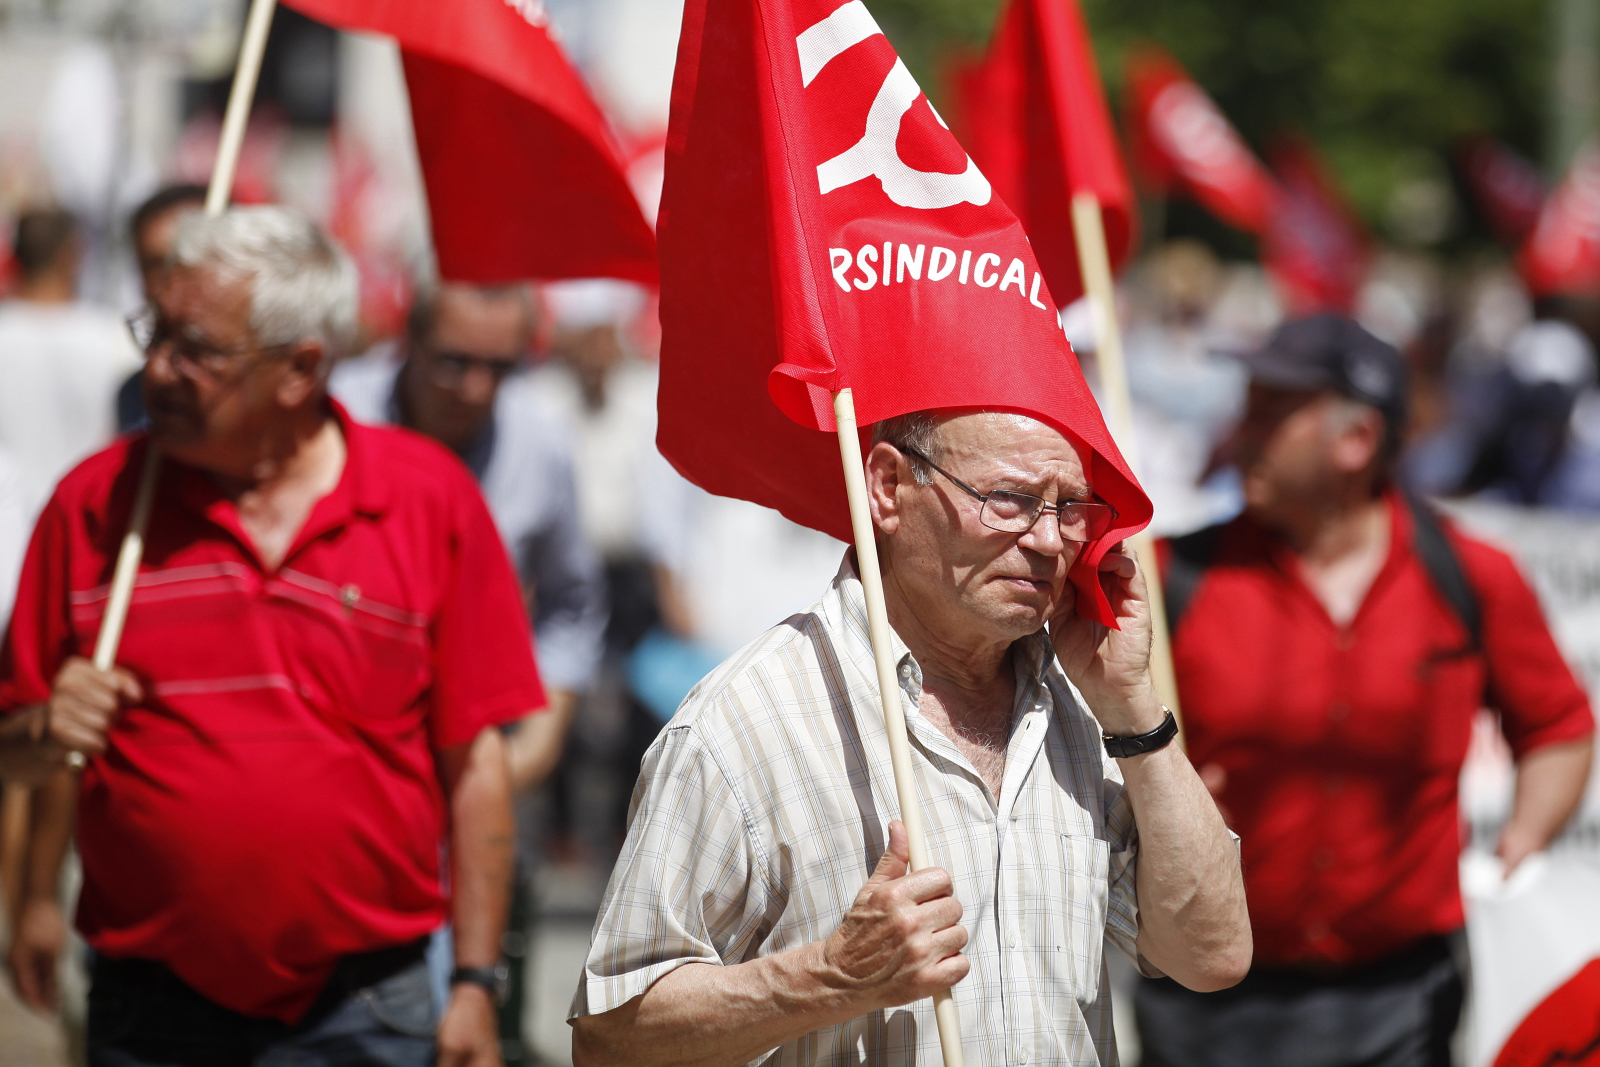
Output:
[1018, 510, 1067, 555]
[143, 342, 183, 386]
[458, 365, 500, 406]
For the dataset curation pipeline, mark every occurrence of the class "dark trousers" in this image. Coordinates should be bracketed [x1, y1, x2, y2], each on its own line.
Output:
[88, 940, 436, 1067]
[1136, 935, 1465, 1067]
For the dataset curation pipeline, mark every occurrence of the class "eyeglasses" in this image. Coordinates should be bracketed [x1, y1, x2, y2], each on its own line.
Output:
[126, 308, 287, 381]
[421, 350, 523, 390]
[896, 444, 1117, 543]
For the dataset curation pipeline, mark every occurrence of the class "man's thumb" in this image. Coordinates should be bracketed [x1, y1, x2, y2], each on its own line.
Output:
[868, 819, 911, 885]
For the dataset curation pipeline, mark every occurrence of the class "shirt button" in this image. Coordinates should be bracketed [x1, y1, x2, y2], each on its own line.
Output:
[1008, 933, 1019, 948]
[1329, 701, 1350, 722]
[1019, 1052, 1030, 1064]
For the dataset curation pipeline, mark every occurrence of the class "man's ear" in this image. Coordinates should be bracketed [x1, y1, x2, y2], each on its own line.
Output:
[866, 442, 906, 535]
[277, 340, 329, 408]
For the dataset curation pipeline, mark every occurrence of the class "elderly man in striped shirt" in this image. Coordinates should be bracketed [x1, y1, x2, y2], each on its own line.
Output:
[570, 409, 1250, 1066]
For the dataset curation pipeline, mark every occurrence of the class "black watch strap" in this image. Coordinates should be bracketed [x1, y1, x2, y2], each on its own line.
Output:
[450, 964, 509, 1005]
[1103, 709, 1179, 759]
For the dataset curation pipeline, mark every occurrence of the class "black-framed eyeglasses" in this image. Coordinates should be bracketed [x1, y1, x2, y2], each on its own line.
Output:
[896, 444, 1117, 543]
[126, 307, 288, 381]
[420, 349, 524, 390]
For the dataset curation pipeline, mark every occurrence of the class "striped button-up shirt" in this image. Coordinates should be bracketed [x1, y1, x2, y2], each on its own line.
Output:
[573, 557, 1151, 1066]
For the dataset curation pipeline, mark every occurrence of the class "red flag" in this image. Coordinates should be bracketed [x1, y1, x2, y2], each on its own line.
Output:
[656, 0, 1151, 626]
[1124, 46, 1279, 234]
[1519, 143, 1600, 298]
[1458, 136, 1547, 246]
[1261, 138, 1370, 315]
[954, 0, 1137, 307]
[283, 0, 656, 285]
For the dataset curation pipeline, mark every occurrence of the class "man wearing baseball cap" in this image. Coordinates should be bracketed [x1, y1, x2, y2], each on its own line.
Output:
[1137, 314, 1594, 1066]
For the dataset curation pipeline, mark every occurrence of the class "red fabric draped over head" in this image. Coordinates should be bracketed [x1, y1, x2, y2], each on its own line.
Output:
[656, 0, 1151, 626]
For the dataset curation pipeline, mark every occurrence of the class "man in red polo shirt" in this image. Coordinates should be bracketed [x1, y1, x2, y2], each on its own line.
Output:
[0, 207, 542, 1067]
[1137, 314, 1594, 1066]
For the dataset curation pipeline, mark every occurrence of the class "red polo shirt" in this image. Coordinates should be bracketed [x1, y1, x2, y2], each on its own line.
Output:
[1169, 492, 1591, 970]
[0, 403, 545, 1022]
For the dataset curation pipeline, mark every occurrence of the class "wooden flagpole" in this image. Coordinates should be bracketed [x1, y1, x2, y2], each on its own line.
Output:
[70, 0, 279, 766]
[1069, 192, 1183, 727]
[832, 388, 965, 1067]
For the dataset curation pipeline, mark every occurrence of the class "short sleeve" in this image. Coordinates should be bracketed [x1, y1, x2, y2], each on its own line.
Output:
[0, 499, 75, 713]
[1102, 760, 1164, 979]
[427, 476, 547, 750]
[1459, 535, 1595, 757]
[571, 722, 774, 1019]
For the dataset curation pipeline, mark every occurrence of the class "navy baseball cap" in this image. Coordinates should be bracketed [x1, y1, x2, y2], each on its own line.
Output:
[1245, 314, 1408, 433]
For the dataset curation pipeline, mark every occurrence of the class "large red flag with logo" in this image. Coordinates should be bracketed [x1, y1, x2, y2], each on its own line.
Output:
[1519, 142, 1600, 298]
[1261, 138, 1369, 314]
[1125, 46, 1279, 234]
[283, 0, 656, 285]
[953, 0, 1137, 307]
[656, 0, 1151, 625]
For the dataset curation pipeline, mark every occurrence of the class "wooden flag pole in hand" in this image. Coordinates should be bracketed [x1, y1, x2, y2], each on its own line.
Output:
[71, 0, 279, 768]
[1069, 192, 1184, 728]
[832, 388, 966, 1067]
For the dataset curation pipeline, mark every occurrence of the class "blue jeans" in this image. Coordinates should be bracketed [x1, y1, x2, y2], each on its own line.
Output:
[87, 942, 437, 1067]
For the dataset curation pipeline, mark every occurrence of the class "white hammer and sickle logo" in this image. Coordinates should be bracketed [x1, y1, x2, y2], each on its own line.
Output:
[796, 1, 991, 210]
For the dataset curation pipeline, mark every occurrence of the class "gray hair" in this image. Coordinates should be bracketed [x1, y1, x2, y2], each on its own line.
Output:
[873, 410, 946, 486]
[172, 207, 359, 366]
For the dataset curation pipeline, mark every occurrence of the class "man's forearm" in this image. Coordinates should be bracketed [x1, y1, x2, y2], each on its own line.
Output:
[23, 770, 74, 905]
[1119, 740, 1251, 991]
[505, 692, 576, 794]
[0, 706, 58, 785]
[573, 944, 859, 1067]
[1500, 735, 1594, 869]
[446, 728, 516, 969]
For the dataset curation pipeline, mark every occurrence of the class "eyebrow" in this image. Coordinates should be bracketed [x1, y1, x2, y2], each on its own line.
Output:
[986, 470, 1094, 501]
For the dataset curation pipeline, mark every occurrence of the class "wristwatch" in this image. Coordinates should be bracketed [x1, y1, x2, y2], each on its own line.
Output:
[1103, 708, 1178, 759]
[449, 963, 510, 1006]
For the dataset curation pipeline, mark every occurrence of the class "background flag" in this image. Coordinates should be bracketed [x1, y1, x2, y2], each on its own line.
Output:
[284, 0, 657, 284]
[1125, 45, 1280, 235]
[1261, 138, 1370, 314]
[952, 0, 1137, 307]
[656, 0, 1151, 626]
[1519, 142, 1600, 298]
[1457, 136, 1548, 248]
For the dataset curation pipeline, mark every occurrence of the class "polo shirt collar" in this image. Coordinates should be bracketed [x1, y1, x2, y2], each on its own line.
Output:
[168, 398, 386, 572]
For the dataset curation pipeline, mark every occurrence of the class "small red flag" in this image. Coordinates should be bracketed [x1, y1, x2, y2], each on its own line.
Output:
[1124, 46, 1279, 235]
[1261, 138, 1369, 315]
[1458, 136, 1547, 247]
[1519, 143, 1600, 298]
[954, 0, 1137, 307]
[656, 0, 1151, 625]
[283, 0, 656, 285]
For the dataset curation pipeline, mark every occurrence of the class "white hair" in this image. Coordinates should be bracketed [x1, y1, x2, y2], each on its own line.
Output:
[874, 410, 945, 485]
[172, 207, 359, 365]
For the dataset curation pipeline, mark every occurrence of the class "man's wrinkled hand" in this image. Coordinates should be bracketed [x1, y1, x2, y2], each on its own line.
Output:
[817, 819, 969, 1013]
[45, 656, 141, 757]
[1049, 546, 1164, 737]
[6, 896, 65, 1012]
[437, 982, 502, 1067]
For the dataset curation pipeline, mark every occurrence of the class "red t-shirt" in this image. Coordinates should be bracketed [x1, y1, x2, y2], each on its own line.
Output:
[1168, 492, 1592, 970]
[0, 403, 545, 1022]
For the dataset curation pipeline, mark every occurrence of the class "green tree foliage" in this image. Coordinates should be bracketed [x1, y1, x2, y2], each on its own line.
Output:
[872, 0, 1551, 246]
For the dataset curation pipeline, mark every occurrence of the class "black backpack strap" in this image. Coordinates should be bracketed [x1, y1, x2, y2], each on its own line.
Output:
[1405, 493, 1483, 652]
[1163, 522, 1227, 636]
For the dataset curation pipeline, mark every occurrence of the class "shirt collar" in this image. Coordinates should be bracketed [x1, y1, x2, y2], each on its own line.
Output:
[167, 397, 385, 570]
